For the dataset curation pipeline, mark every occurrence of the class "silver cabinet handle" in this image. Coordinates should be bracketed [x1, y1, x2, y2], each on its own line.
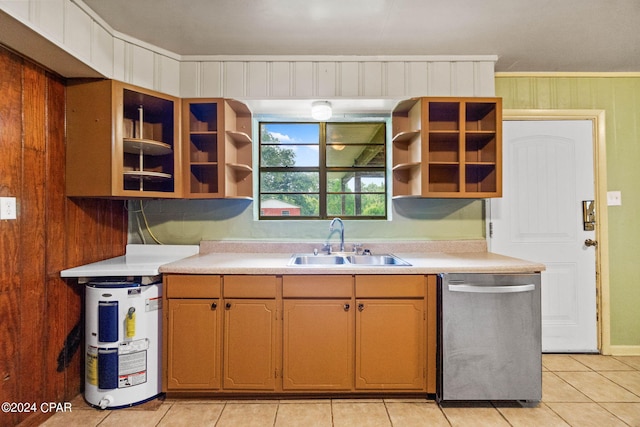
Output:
[448, 284, 535, 294]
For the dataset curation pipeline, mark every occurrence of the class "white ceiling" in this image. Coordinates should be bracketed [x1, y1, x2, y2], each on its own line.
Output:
[83, 0, 640, 72]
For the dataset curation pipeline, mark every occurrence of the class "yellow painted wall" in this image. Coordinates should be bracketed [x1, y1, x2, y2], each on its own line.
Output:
[496, 74, 640, 347]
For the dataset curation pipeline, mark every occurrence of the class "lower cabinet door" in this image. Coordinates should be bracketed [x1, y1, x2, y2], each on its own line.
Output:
[282, 299, 354, 390]
[166, 299, 221, 390]
[223, 299, 278, 390]
[355, 299, 426, 390]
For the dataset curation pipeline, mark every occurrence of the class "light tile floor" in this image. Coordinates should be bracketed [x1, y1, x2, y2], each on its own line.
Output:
[42, 354, 640, 426]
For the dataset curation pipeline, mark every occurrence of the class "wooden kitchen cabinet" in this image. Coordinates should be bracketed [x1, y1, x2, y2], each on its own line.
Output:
[67, 79, 181, 198]
[162, 273, 437, 396]
[392, 97, 502, 198]
[164, 275, 222, 390]
[282, 275, 354, 391]
[182, 98, 253, 198]
[354, 275, 426, 391]
[222, 276, 278, 390]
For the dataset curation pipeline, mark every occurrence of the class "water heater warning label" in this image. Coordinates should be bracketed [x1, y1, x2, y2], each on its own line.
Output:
[86, 346, 98, 386]
[118, 350, 147, 388]
[146, 296, 162, 312]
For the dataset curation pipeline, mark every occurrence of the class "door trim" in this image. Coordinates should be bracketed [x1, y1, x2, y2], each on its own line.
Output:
[497, 109, 610, 354]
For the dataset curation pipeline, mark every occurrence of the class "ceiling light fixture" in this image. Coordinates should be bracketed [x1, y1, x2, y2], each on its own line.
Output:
[311, 101, 332, 121]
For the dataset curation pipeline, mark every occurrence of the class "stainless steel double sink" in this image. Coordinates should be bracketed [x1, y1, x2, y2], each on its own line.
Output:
[288, 253, 411, 266]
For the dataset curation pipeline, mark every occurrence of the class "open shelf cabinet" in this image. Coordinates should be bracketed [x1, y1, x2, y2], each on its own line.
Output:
[182, 98, 253, 198]
[391, 97, 502, 198]
[66, 80, 181, 198]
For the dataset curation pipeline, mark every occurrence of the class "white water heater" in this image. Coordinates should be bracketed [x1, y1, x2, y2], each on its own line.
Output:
[85, 280, 162, 409]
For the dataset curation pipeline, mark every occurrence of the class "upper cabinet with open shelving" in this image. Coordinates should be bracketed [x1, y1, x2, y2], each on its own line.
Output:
[182, 98, 253, 198]
[391, 97, 502, 199]
[67, 80, 254, 200]
[66, 80, 181, 198]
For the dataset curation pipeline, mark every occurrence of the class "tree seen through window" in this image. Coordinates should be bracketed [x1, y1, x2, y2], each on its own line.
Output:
[259, 122, 386, 219]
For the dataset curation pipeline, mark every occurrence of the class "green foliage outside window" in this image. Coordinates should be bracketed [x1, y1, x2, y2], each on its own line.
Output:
[259, 122, 386, 219]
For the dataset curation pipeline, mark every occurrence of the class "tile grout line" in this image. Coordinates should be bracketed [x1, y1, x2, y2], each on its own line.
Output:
[213, 401, 227, 427]
[548, 356, 639, 427]
[153, 400, 175, 426]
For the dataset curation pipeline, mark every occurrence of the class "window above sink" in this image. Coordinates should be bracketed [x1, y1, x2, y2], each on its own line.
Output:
[259, 121, 387, 220]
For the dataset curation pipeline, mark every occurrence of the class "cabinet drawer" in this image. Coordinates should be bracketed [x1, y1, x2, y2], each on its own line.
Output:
[283, 275, 352, 298]
[223, 275, 277, 298]
[165, 274, 221, 298]
[355, 275, 425, 297]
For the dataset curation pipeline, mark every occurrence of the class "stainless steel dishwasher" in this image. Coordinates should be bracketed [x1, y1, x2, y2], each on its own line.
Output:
[437, 273, 541, 403]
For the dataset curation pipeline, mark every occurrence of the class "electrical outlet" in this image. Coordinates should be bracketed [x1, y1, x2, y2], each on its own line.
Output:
[0, 197, 17, 220]
[607, 191, 622, 206]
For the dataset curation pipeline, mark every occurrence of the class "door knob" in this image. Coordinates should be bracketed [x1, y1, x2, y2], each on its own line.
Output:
[585, 239, 598, 247]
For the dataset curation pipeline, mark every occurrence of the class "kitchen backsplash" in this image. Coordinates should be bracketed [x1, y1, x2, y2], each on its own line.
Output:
[128, 198, 486, 245]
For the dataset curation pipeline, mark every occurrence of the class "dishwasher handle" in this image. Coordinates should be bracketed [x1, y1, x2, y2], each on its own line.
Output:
[448, 284, 536, 294]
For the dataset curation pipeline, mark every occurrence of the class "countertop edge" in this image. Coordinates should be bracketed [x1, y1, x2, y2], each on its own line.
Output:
[159, 251, 545, 275]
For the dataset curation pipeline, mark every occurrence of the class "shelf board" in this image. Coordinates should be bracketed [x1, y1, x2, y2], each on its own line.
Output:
[190, 131, 218, 135]
[392, 130, 421, 143]
[226, 130, 252, 145]
[392, 162, 421, 171]
[465, 162, 497, 166]
[123, 171, 173, 181]
[428, 130, 460, 134]
[190, 162, 220, 167]
[123, 138, 172, 156]
[392, 98, 420, 115]
[391, 195, 422, 200]
[224, 196, 254, 200]
[226, 163, 253, 172]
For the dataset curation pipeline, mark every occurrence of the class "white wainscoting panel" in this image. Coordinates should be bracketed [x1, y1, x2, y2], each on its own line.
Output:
[64, 0, 92, 63]
[129, 43, 155, 90]
[91, 20, 114, 77]
[294, 62, 314, 97]
[37, 0, 64, 44]
[0, 1, 497, 99]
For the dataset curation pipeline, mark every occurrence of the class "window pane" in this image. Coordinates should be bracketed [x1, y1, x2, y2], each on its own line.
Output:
[261, 123, 320, 144]
[259, 121, 387, 220]
[326, 144, 385, 167]
[327, 193, 386, 217]
[261, 123, 319, 167]
[261, 144, 319, 167]
[325, 123, 385, 167]
[327, 171, 386, 193]
[261, 172, 319, 193]
[260, 195, 319, 217]
[326, 123, 385, 144]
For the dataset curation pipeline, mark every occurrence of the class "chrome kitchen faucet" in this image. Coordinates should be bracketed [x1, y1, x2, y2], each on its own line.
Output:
[329, 217, 345, 253]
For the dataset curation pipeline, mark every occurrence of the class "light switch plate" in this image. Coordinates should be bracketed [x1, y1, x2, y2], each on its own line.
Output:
[607, 191, 622, 206]
[0, 197, 17, 220]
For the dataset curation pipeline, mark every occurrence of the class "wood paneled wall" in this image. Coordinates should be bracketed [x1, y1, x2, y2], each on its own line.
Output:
[0, 45, 127, 426]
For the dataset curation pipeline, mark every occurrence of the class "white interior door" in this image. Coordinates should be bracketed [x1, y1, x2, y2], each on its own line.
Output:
[489, 120, 598, 353]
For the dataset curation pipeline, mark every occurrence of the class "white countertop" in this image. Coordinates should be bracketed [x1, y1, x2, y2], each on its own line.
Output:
[158, 241, 545, 275]
[61, 241, 545, 279]
[60, 244, 200, 278]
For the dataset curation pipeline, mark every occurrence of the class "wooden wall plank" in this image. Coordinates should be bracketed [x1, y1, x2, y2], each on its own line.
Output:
[45, 72, 71, 403]
[18, 61, 48, 409]
[0, 44, 128, 424]
[0, 47, 23, 426]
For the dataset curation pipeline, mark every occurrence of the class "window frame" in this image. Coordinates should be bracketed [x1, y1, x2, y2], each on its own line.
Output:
[258, 120, 387, 220]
